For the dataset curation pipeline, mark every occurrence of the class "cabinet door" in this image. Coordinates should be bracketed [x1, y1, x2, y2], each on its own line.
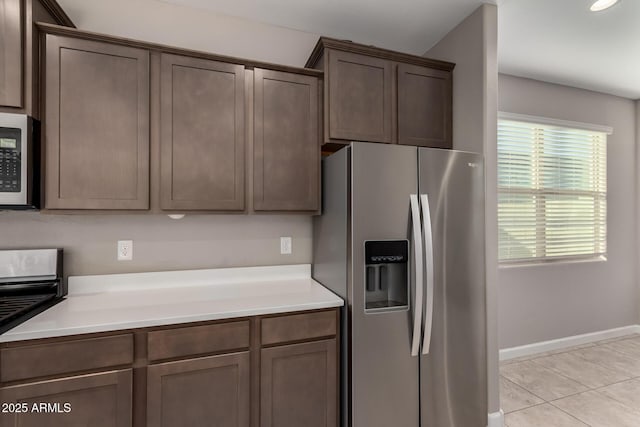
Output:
[261, 339, 337, 427]
[0, 369, 132, 427]
[397, 63, 452, 148]
[0, 0, 22, 108]
[44, 35, 150, 209]
[160, 54, 245, 211]
[147, 352, 250, 427]
[253, 68, 319, 211]
[328, 50, 392, 143]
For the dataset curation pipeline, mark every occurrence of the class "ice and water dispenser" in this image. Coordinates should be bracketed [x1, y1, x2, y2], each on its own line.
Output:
[364, 240, 409, 312]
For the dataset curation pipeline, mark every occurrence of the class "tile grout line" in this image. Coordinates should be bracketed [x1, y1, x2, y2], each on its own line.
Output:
[501, 339, 639, 395]
[500, 375, 549, 408]
[501, 359, 592, 408]
[505, 400, 593, 427]
[530, 351, 633, 390]
[548, 387, 640, 425]
[527, 358, 599, 391]
[547, 399, 594, 427]
[587, 378, 640, 415]
[500, 335, 640, 426]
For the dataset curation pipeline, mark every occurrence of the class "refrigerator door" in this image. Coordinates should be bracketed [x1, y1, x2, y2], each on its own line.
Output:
[418, 148, 487, 427]
[350, 142, 420, 427]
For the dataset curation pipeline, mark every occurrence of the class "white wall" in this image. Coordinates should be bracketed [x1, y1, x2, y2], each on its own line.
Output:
[57, 0, 320, 67]
[1, 0, 325, 277]
[1, 213, 311, 276]
[427, 3, 500, 416]
[498, 74, 638, 349]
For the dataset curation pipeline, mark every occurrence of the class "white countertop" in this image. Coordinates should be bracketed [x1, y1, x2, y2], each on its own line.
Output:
[1, 264, 343, 343]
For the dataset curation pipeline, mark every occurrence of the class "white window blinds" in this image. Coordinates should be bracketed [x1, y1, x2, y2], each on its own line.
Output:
[498, 116, 608, 263]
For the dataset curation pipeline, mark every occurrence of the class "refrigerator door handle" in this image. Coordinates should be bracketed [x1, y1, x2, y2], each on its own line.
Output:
[420, 194, 435, 355]
[410, 194, 424, 357]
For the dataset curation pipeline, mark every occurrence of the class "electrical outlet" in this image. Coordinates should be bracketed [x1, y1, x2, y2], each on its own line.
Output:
[280, 237, 292, 255]
[117, 240, 133, 261]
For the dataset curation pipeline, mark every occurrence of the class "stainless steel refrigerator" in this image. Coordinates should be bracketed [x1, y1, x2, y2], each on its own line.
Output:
[313, 142, 487, 427]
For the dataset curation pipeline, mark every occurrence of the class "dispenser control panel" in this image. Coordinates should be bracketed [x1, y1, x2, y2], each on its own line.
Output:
[364, 240, 409, 313]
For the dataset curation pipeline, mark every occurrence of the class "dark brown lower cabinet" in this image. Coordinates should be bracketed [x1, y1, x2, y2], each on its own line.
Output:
[146, 352, 250, 427]
[261, 339, 337, 427]
[0, 369, 132, 427]
[0, 309, 338, 427]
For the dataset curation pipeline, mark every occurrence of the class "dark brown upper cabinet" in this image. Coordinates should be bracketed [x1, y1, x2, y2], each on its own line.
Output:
[0, 0, 23, 108]
[327, 51, 392, 144]
[253, 68, 319, 212]
[306, 37, 455, 149]
[37, 24, 322, 213]
[160, 54, 245, 211]
[43, 35, 150, 210]
[397, 63, 452, 148]
[0, 0, 73, 116]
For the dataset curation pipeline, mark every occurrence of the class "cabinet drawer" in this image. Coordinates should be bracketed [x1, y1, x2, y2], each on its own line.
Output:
[0, 334, 134, 383]
[261, 310, 337, 346]
[147, 320, 250, 362]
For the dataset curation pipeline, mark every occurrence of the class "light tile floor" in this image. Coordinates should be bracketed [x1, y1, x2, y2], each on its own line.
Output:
[501, 333, 640, 427]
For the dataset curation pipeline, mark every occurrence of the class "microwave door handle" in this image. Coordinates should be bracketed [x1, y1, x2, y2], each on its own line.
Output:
[421, 194, 435, 355]
[410, 194, 424, 357]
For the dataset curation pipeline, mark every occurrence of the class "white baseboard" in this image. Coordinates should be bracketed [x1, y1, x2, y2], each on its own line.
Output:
[488, 409, 504, 427]
[500, 325, 640, 361]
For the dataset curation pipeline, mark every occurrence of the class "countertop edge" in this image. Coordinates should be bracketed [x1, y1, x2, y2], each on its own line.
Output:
[0, 299, 343, 343]
[1, 283, 344, 344]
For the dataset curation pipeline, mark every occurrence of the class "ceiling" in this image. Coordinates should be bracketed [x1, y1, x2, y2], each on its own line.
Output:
[499, 0, 640, 99]
[158, 0, 495, 55]
[61, 0, 640, 99]
[161, 0, 639, 99]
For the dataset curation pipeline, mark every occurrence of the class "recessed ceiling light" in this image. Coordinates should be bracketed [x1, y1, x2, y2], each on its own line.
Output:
[590, 0, 620, 12]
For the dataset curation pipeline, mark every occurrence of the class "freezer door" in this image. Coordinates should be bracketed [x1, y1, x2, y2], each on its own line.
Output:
[350, 142, 420, 427]
[418, 148, 487, 427]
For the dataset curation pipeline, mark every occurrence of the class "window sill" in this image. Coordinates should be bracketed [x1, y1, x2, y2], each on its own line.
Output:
[498, 255, 607, 269]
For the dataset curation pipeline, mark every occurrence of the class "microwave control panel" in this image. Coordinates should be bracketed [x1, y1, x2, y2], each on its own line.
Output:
[0, 128, 21, 193]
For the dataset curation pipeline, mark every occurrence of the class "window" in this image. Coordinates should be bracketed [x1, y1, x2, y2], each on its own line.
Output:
[498, 113, 609, 263]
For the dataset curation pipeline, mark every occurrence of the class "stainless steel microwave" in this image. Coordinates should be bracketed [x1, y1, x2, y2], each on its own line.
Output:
[0, 113, 39, 209]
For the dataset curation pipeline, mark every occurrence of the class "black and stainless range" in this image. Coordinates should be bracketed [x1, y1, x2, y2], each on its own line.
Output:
[0, 249, 66, 334]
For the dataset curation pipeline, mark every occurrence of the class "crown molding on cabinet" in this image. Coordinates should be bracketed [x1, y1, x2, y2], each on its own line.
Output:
[39, 0, 75, 27]
[305, 36, 455, 71]
[36, 22, 323, 78]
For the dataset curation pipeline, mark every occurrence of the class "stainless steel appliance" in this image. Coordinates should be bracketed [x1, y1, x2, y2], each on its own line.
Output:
[0, 249, 66, 334]
[313, 142, 486, 427]
[0, 113, 40, 209]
